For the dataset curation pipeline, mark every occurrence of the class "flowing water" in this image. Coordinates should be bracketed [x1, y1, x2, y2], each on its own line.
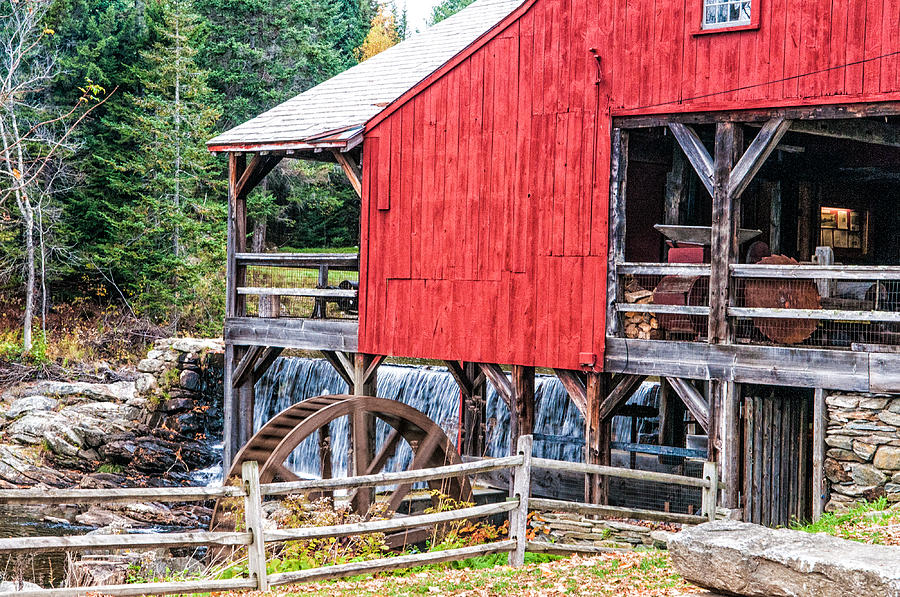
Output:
[248, 358, 660, 481]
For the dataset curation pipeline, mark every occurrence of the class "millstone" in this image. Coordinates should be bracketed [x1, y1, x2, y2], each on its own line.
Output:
[668, 520, 900, 597]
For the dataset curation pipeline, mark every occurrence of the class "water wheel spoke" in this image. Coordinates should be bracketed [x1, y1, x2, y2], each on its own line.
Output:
[385, 428, 444, 514]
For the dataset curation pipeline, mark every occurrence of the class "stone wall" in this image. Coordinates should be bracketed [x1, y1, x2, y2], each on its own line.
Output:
[825, 392, 900, 512]
[532, 512, 671, 549]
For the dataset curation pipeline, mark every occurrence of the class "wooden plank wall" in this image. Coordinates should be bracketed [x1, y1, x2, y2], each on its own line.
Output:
[360, 0, 900, 370]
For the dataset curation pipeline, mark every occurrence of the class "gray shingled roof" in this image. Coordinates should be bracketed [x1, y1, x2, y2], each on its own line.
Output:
[207, 0, 524, 151]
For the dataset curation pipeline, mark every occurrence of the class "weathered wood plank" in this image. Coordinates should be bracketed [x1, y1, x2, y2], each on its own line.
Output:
[606, 129, 628, 338]
[0, 486, 243, 506]
[665, 377, 709, 433]
[260, 455, 523, 496]
[667, 123, 714, 196]
[4, 578, 256, 597]
[597, 374, 647, 422]
[237, 287, 357, 299]
[0, 531, 251, 553]
[605, 338, 871, 392]
[728, 118, 792, 199]
[530, 458, 712, 488]
[265, 501, 516, 543]
[267, 541, 516, 586]
[728, 307, 900, 323]
[529, 498, 708, 525]
[617, 263, 711, 277]
[225, 317, 358, 352]
[553, 369, 587, 416]
[235, 253, 359, 270]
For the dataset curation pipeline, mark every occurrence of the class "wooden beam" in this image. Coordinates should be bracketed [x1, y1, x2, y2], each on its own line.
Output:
[225, 317, 359, 352]
[553, 369, 587, 417]
[232, 345, 263, 388]
[728, 118, 792, 200]
[252, 347, 283, 384]
[332, 150, 362, 197]
[585, 373, 610, 504]
[664, 148, 686, 225]
[613, 101, 900, 128]
[512, 365, 535, 438]
[812, 388, 828, 520]
[321, 350, 354, 389]
[718, 380, 741, 509]
[708, 121, 740, 344]
[363, 354, 385, 387]
[665, 377, 710, 432]
[789, 118, 900, 148]
[479, 363, 517, 455]
[606, 128, 629, 338]
[668, 123, 714, 196]
[235, 154, 282, 201]
[596, 374, 647, 423]
[446, 360, 474, 396]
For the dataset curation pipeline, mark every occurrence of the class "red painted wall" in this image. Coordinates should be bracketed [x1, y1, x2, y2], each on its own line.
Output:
[359, 0, 900, 370]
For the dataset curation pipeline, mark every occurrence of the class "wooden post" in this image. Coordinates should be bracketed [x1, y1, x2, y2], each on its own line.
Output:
[797, 181, 813, 261]
[812, 388, 828, 520]
[224, 153, 247, 470]
[351, 354, 380, 513]
[585, 373, 610, 504]
[313, 265, 329, 318]
[465, 362, 487, 457]
[765, 180, 782, 254]
[242, 461, 268, 591]
[606, 129, 629, 338]
[512, 365, 535, 441]
[509, 434, 532, 567]
[719, 380, 741, 510]
[708, 122, 740, 345]
[702, 460, 719, 523]
[665, 147, 686, 226]
[658, 379, 687, 466]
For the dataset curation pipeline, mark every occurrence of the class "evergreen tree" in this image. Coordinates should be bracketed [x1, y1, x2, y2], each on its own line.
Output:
[95, 0, 225, 327]
[427, 0, 475, 27]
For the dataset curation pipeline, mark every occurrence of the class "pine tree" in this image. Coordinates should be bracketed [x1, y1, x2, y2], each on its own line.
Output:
[427, 0, 475, 27]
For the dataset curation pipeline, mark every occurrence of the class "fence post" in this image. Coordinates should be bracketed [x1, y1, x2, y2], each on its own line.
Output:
[702, 460, 718, 523]
[509, 434, 533, 567]
[242, 460, 269, 591]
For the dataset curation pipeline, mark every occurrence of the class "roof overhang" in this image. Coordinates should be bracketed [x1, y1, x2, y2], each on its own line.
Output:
[207, 125, 364, 155]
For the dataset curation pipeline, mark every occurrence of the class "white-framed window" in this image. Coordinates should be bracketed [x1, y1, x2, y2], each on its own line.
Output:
[703, 0, 752, 29]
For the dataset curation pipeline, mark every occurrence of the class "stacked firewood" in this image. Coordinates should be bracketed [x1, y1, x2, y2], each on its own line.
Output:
[623, 286, 661, 340]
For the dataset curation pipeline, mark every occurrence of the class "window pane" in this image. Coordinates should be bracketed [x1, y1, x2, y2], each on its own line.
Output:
[741, 1, 751, 19]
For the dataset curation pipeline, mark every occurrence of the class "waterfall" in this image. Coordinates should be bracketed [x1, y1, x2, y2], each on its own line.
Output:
[250, 358, 661, 480]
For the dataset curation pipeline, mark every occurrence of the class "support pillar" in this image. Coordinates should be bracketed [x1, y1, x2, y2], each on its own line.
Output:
[456, 362, 487, 457]
[718, 380, 742, 510]
[658, 378, 687, 465]
[512, 365, 535, 440]
[585, 373, 610, 505]
[812, 388, 828, 520]
[351, 353, 380, 513]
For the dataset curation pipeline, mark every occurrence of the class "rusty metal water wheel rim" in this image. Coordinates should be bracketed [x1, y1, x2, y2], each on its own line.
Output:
[212, 395, 472, 535]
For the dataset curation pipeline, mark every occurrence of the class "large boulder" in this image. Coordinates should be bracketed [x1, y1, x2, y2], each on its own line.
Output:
[668, 520, 900, 597]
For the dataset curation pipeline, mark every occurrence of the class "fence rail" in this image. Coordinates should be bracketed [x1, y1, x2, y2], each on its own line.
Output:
[0, 436, 719, 597]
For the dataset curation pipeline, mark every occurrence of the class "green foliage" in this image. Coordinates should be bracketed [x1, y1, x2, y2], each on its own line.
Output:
[427, 0, 476, 27]
[97, 463, 125, 474]
[792, 497, 900, 546]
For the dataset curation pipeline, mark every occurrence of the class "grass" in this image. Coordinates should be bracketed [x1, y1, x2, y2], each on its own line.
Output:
[792, 497, 900, 546]
[227, 550, 698, 597]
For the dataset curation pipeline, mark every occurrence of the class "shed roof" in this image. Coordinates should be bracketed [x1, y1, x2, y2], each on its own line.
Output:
[207, 0, 525, 153]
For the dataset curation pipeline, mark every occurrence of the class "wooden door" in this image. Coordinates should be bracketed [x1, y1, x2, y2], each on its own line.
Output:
[742, 389, 812, 527]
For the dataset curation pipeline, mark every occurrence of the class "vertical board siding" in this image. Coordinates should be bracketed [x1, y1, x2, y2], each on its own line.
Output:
[358, 0, 900, 370]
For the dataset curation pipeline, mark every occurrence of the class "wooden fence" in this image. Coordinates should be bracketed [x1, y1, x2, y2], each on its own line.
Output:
[0, 435, 719, 597]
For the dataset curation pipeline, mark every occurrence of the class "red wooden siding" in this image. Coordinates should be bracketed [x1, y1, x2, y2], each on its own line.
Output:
[359, 0, 900, 370]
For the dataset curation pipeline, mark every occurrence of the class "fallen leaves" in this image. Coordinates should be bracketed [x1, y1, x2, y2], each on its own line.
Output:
[230, 550, 705, 597]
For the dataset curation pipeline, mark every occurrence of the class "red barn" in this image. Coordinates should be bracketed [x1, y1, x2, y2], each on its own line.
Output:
[211, 0, 900, 525]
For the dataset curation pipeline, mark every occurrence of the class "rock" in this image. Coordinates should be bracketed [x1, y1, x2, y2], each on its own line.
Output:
[850, 463, 887, 487]
[893, 472, 900, 484]
[142, 556, 203, 578]
[161, 398, 195, 413]
[171, 338, 222, 354]
[874, 446, 900, 471]
[859, 397, 891, 410]
[826, 394, 860, 409]
[649, 529, 676, 549]
[669, 520, 900, 597]
[5, 395, 58, 418]
[0, 581, 42, 592]
[179, 370, 201, 391]
[67, 557, 129, 586]
[137, 359, 166, 374]
[890, 401, 900, 414]
[824, 459, 851, 484]
[825, 435, 853, 450]
[878, 411, 900, 427]
[853, 441, 879, 461]
[21, 381, 136, 404]
[827, 448, 864, 462]
[134, 374, 158, 396]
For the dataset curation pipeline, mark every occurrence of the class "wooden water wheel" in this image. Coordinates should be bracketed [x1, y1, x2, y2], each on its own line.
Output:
[744, 255, 821, 344]
[212, 395, 471, 541]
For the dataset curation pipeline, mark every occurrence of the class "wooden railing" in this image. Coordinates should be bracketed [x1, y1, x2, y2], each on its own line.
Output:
[233, 252, 359, 319]
[614, 261, 900, 349]
[0, 436, 720, 596]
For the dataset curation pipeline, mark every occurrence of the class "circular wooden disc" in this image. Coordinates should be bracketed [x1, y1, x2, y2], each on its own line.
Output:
[744, 255, 821, 344]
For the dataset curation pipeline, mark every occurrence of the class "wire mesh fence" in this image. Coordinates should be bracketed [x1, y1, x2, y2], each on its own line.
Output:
[241, 264, 360, 320]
